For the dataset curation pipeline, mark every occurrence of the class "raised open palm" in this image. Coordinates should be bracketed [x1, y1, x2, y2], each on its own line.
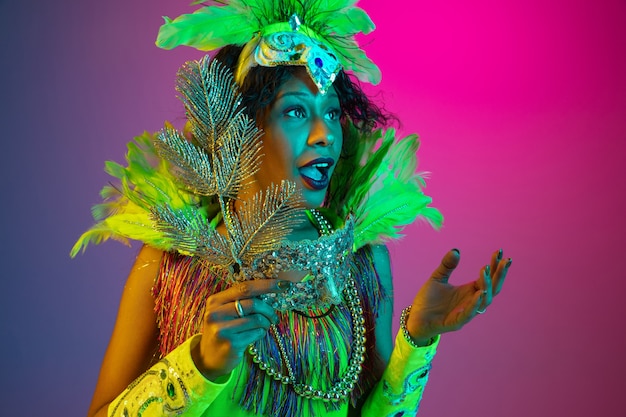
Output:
[406, 249, 512, 344]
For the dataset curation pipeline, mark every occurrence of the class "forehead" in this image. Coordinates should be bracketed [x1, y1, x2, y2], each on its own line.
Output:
[275, 68, 339, 100]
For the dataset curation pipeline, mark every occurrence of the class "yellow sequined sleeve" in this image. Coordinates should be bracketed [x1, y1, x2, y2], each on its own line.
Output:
[108, 335, 232, 417]
[361, 331, 440, 417]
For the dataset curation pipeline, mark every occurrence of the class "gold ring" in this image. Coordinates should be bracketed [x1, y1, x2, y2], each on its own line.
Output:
[235, 299, 245, 318]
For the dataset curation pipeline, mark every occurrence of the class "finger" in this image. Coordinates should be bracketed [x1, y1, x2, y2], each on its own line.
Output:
[234, 327, 270, 347]
[431, 249, 461, 283]
[479, 265, 493, 309]
[490, 249, 502, 281]
[206, 298, 279, 324]
[214, 314, 273, 340]
[492, 256, 512, 296]
[215, 322, 271, 349]
[209, 279, 292, 306]
[226, 315, 273, 349]
[233, 298, 279, 324]
[234, 314, 273, 334]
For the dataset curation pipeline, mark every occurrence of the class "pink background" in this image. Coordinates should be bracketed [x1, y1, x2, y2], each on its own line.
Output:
[1, 0, 624, 415]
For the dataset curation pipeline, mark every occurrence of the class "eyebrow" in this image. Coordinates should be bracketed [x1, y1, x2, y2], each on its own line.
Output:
[277, 91, 339, 100]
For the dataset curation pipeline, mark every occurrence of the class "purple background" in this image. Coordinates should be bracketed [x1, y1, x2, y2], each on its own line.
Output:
[1, 0, 625, 415]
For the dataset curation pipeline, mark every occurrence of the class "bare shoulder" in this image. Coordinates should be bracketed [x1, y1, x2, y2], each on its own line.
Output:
[87, 244, 164, 417]
[122, 244, 163, 303]
[133, 244, 164, 275]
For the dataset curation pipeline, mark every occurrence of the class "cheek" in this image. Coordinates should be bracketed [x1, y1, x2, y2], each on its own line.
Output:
[263, 131, 297, 173]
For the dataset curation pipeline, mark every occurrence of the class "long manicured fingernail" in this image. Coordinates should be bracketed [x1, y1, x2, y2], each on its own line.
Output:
[452, 248, 460, 255]
[277, 280, 292, 290]
[506, 258, 513, 268]
[485, 265, 490, 275]
[497, 249, 503, 261]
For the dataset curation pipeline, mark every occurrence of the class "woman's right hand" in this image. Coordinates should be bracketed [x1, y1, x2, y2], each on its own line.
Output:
[191, 279, 291, 380]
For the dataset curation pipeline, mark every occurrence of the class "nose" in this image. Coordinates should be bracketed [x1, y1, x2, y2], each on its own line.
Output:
[307, 116, 335, 147]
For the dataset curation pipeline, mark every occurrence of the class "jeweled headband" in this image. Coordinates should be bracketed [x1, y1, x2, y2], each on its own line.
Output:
[155, 0, 381, 94]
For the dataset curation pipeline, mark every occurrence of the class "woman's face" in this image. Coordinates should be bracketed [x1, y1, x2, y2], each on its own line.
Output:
[256, 69, 343, 208]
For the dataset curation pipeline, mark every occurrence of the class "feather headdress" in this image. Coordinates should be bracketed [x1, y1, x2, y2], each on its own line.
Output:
[156, 0, 381, 92]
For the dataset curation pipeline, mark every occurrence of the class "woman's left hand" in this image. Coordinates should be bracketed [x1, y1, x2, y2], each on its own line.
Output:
[405, 248, 512, 345]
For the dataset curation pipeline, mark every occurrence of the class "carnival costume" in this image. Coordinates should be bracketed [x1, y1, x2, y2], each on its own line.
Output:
[72, 1, 444, 416]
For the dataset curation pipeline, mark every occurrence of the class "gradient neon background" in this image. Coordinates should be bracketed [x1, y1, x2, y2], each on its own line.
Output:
[1, 0, 625, 415]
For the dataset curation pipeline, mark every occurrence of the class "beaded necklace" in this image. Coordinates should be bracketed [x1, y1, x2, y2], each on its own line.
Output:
[246, 209, 367, 403]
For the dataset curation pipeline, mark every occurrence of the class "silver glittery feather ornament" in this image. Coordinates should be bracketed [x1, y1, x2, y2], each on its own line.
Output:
[153, 56, 304, 269]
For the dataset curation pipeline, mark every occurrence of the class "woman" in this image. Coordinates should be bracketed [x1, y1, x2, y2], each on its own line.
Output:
[73, 1, 512, 416]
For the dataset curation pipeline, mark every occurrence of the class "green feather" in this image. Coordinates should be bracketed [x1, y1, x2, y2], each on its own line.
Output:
[157, 5, 258, 50]
[104, 161, 125, 179]
[327, 122, 443, 250]
[70, 209, 167, 258]
[331, 37, 381, 84]
[325, 7, 374, 36]
[70, 131, 203, 257]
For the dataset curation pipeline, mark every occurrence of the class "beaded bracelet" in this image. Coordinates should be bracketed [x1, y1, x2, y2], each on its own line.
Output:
[400, 306, 436, 348]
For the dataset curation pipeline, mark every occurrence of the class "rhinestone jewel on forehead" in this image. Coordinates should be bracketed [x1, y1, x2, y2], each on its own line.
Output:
[238, 216, 354, 311]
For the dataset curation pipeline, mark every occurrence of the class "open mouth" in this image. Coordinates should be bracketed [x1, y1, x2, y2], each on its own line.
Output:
[298, 158, 334, 191]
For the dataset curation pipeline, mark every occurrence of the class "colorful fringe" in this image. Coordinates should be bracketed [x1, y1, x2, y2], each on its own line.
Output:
[153, 246, 385, 417]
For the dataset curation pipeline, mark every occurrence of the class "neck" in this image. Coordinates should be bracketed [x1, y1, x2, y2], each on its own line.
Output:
[287, 209, 322, 241]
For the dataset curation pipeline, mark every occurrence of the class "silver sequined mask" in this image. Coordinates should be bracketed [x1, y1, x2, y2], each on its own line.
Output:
[238, 217, 354, 311]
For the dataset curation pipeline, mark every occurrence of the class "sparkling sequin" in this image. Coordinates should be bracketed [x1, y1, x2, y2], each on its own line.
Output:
[109, 362, 192, 416]
[166, 382, 176, 398]
[289, 13, 301, 31]
[247, 217, 355, 311]
[382, 366, 430, 405]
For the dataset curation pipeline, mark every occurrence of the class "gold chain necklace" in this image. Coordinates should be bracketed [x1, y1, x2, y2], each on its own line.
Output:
[247, 209, 366, 402]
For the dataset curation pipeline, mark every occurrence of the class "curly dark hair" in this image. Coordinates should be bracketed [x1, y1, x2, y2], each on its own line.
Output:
[213, 45, 393, 134]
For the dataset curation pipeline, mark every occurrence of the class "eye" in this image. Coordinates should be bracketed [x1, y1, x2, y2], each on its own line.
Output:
[325, 108, 341, 121]
[285, 106, 306, 119]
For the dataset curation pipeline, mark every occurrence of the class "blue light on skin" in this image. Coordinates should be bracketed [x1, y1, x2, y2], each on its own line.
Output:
[236, 67, 344, 251]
